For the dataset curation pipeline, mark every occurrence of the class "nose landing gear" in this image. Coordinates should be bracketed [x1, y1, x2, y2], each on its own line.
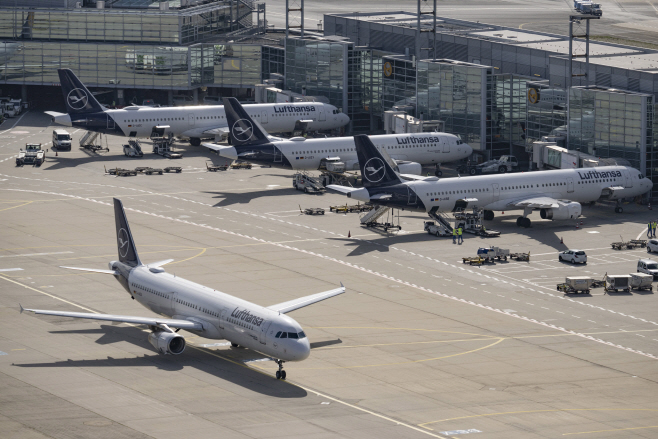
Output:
[275, 359, 287, 380]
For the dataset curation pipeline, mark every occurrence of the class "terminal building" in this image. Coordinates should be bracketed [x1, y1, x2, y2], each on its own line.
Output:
[0, 3, 657, 199]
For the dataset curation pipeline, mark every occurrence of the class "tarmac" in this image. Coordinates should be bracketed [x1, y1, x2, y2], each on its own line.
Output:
[1, 111, 658, 439]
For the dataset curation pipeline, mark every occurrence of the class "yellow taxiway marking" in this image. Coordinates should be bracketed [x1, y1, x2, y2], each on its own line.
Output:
[419, 409, 658, 430]
[563, 424, 658, 435]
[4, 274, 448, 439]
[0, 201, 33, 212]
[168, 248, 207, 265]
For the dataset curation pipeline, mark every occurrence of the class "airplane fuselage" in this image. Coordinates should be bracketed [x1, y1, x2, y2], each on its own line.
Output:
[215, 133, 473, 171]
[53, 102, 348, 139]
[116, 263, 310, 362]
[355, 166, 652, 213]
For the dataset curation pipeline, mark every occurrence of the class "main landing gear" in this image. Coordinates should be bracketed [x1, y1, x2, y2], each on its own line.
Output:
[483, 210, 494, 221]
[516, 207, 532, 228]
[434, 165, 442, 177]
[615, 201, 624, 214]
[275, 359, 287, 380]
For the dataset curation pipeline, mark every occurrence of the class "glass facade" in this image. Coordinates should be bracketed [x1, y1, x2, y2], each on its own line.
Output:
[416, 59, 491, 153]
[262, 45, 285, 79]
[492, 74, 530, 158]
[0, 3, 250, 45]
[525, 81, 568, 145]
[569, 86, 658, 198]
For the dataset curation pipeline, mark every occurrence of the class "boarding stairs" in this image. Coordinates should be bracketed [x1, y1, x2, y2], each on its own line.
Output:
[428, 208, 453, 234]
[79, 131, 99, 148]
[360, 206, 390, 225]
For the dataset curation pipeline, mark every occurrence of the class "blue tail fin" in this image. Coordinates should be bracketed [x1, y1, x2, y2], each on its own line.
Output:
[222, 97, 270, 147]
[354, 135, 402, 188]
[114, 198, 142, 267]
[58, 69, 105, 115]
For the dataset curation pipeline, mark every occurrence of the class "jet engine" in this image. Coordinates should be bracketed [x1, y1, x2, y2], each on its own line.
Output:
[148, 331, 186, 355]
[395, 161, 422, 175]
[540, 200, 582, 220]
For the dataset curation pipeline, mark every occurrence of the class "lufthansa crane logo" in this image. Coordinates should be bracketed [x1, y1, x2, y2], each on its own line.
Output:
[363, 157, 386, 183]
[231, 119, 254, 141]
[528, 88, 540, 104]
[383, 62, 393, 77]
[117, 228, 130, 258]
[66, 88, 89, 110]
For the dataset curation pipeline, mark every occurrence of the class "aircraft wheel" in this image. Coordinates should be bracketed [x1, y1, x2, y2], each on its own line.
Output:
[276, 371, 281, 380]
[516, 217, 523, 227]
[615, 206, 623, 213]
[231, 342, 239, 348]
[190, 137, 201, 146]
[281, 370, 286, 380]
[483, 210, 494, 221]
[469, 168, 476, 175]
[498, 166, 506, 174]
[523, 217, 531, 228]
[435, 169, 442, 177]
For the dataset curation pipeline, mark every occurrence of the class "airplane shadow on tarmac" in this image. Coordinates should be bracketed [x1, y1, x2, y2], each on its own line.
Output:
[204, 187, 302, 207]
[13, 325, 307, 398]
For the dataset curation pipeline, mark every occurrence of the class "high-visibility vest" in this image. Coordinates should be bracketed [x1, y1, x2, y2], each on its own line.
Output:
[457, 228, 463, 235]
[452, 228, 457, 236]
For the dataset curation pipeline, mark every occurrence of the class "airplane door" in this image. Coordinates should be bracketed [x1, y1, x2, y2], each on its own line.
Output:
[188, 113, 195, 127]
[107, 115, 115, 130]
[492, 183, 499, 202]
[567, 177, 574, 193]
[442, 138, 450, 153]
[623, 170, 633, 188]
[319, 110, 326, 121]
[407, 186, 417, 205]
[261, 111, 268, 124]
[169, 292, 177, 315]
[273, 146, 282, 162]
[259, 320, 272, 345]
[219, 308, 227, 329]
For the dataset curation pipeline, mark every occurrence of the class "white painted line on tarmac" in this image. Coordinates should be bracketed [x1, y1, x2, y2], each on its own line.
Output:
[0, 251, 73, 258]
[0, 268, 23, 272]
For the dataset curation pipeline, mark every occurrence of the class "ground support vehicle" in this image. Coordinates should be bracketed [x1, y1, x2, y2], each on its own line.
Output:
[116, 169, 137, 177]
[456, 155, 518, 176]
[454, 209, 501, 237]
[559, 249, 587, 264]
[604, 274, 631, 293]
[300, 206, 325, 215]
[52, 129, 72, 151]
[123, 139, 144, 157]
[462, 256, 486, 266]
[630, 273, 653, 291]
[637, 259, 658, 278]
[105, 166, 132, 175]
[591, 278, 605, 288]
[206, 162, 229, 172]
[151, 135, 181, 159]
[135, 167, 163, 175]
[477, 246, 510, 262]
[79, 132, 109, 152]
[557, 276, 593, 294]
[510, 252, 531, 261]
[16, 144, 45, 166]
[647, 239, 658, 253]
[164, 167, 182, 173]
[293, 173, 325, 194]
[424, 221, 452, 237]
[330, 203, 372, 213]
[574, 0, 602, 15]
[611, 238, 646, 250]
[231, 161, 252, 169]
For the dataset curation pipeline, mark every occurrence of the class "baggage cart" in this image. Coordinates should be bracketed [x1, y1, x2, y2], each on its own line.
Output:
[299, 205, 325, 215]
[557, 276, 593, 294]
[510, 251, 530, 261]
[604, 274, 631, 293]
[462, 256, 486, 265]
[206, 162, 228, 172]
[630, 239, 647, 248]
[230, 161, 252, 169]
[164, 167, 182, 173]
[477, 246, 509, 262]
[630, 273, 653, 291]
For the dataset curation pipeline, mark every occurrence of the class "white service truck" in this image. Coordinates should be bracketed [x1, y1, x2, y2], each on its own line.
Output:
[574, 0, 602, 16]
[457, 155, 519, 175]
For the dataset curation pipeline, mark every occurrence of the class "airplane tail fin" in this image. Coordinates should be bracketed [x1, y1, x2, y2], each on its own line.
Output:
[114, 198, 142, 267]
[58, 69, 105, 115]
[354, 135, 403, 188]
[222, 97, 270, 147]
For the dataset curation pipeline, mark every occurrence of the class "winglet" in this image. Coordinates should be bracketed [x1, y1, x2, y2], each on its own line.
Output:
[340, 281, 344, 289]
[19, 303, 24, 314]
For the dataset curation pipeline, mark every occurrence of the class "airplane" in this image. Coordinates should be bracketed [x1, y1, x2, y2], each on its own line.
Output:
[202, 98, 473, 176]
[45, 69, 349, 146]
[328, 135, 653, 227]
[21, 198, 345, 380]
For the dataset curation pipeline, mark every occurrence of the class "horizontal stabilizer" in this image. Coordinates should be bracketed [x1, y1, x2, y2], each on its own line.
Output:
[21, 307, 204, 330]
[268, 284, 346, 314]
[326, 184, 357, 194]
[60, 266, 119, 275]
[44, 111, 66, 118]
[147, 259, 174, 268]
[370, 193, 392, 200]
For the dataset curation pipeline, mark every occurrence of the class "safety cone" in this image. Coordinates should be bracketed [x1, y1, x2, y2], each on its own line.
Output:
[348, 231, 351, 238]
[502, 211, 505, 214]
[560, 236, 563, 244]
[580, 220, 583, 225]
[576, 222, 579, 229]
[55, 150, 58, 157]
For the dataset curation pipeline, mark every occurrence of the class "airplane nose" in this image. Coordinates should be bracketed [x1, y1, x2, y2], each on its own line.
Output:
[298, 338, 310, 361]
[217, 146, 237, 160]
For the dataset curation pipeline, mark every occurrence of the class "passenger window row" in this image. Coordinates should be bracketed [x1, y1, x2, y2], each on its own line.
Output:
[229, 317, 254, 331]
[426, 188, 490, 196]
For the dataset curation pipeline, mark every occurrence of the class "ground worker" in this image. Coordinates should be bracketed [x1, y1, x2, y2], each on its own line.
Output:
[649, 221, 653, 238]
[458, 226, 463, 244]
[653, 221, 657, 238]
[452, 227, 457, 244]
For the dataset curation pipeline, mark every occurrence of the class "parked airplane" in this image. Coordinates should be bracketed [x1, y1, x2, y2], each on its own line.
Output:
[203, 98, 473, 176]
[21, 199, 345, 380]
[328, 135, 653, 227]
[45, 69, 349, 146]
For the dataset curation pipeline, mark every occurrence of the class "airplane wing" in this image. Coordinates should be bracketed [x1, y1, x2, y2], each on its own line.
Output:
[267, 284, 345, 314]
[20, 305, 204, 330]
[60, 266, 119, 275]
[506, 195, 559, 209]
[327, 184, 358, 194]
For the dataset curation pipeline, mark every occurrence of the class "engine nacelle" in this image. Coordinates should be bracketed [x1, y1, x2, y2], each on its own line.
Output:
[540, 201, 582, 220]
[395, 161, 422, 175]
[148, 331, 186, 355]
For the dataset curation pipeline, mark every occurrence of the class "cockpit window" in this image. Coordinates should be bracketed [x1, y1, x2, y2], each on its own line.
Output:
[298, 331, 306, 339]
[456, 139, 463, 145]
[640, 174, 645, 179]
[275, 331, 282, 338]
[288, 332, 299, 339]
[280, 332, 287, 339]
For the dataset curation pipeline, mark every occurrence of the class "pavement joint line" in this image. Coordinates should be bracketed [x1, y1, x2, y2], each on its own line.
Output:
[4, 187, 657, 361]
